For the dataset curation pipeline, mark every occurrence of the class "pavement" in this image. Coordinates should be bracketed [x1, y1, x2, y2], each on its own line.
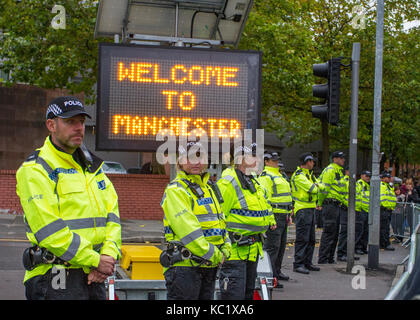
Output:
[0, 213, 410, 300]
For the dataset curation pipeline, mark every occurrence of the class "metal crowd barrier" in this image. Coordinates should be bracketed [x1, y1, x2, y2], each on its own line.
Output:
[390, 202, 419, 241]
[385, 204, 420, 300]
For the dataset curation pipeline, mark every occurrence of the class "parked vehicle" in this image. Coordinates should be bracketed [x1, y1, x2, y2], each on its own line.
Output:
[102, 161, 127, 174]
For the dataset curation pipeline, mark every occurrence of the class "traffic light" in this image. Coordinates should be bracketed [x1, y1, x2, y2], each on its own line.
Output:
[311, 58, 341, 125]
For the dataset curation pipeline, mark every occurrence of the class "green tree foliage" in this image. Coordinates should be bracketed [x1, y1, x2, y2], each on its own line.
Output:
[240, 0, 419, 166]
[1, 0, 418, 166]
[0, 0, 110, 101]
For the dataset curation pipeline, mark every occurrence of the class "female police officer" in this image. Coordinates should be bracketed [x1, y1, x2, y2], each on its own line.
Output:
[217, 143, 276, 300]
[160, 141, 231, 300]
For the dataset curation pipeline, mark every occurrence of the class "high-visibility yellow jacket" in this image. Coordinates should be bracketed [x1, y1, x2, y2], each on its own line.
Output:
[217, 167, 275, 262]
[380, 181, 397, 210]
[258, 166, 292, 215]
[341, 175, 350, 208]
[290, 166, 323, 213]
[356, 179, 370, 213]
[161, 170, 230, 269]
[317, 163, 347, 206]
[16, 137, 121, 283]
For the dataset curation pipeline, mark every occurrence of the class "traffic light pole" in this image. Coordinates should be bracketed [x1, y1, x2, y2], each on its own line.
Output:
[346, 42, 361, 273]
[368, 0, 385, 270]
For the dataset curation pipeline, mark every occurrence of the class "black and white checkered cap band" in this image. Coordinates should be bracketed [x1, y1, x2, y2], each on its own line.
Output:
[46, 104, 63, 119]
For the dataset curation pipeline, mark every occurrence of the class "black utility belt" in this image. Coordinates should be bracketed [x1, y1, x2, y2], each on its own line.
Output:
[22, 245, 69, 271]
[271, 203, 292, 211]
[323, 198, 341, 206]
[229, 232, 265, 246]
[381, 207, 393, 213]
[339, 203, 348, 210]
[159, 241, 211, 268]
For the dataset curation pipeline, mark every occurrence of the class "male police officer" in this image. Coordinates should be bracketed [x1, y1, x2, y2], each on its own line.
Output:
[380, 171, 396, 250]
[16, 96, 121, 300]
[291, 152, 323, 274]
[258, 151, 292, 282]
[355, 170, 371, 254]
[317, 151, 347, 264]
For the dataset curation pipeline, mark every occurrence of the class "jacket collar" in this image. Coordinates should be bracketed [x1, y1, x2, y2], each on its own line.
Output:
[45, 136, 103, 174]
[177, 170, 210, 186]
[331, 162, 344, 170]
[264, 166, 280, 175]
[298, 166, 311, 175]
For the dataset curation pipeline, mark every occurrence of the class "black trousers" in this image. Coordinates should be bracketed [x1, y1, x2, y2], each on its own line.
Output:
[24, 268, 106, 300]
[356, 211, 369, 251]
[164, 266, 218, 300]
[337, 207, 349, 258]
[380, 208, 392, 248]
[293, 208, 316, 268]
[263, 212, 288, 279]
[318, 203, 340, 263]
[354, 211, 364, 250]
[219, 259, 258, 300]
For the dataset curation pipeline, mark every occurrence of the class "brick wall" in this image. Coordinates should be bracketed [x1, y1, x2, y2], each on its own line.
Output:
[0, 170, 168, 220]
[108, 173, 169, 220]
[0, 84, 84, 170]
[0, 170, 22, 215]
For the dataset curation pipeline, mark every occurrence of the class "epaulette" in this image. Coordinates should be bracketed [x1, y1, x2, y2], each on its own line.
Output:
[24, 150, 40, 162]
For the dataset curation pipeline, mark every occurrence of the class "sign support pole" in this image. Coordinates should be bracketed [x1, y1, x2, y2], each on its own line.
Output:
[347, 42, 360, 273]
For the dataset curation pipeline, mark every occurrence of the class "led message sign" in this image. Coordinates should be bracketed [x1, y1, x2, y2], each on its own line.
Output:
[96, 43, 261, 151]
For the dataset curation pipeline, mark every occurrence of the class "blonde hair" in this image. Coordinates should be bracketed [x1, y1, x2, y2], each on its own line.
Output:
[406, 178, 414, 186]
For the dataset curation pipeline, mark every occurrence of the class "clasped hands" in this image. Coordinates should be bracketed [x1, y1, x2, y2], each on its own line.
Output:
[87, 254, 115, 285]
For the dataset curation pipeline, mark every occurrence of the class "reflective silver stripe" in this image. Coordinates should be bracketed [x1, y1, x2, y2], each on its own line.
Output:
[329, 185, 347, 195]
[308, 183, 316, 193]
[64, 214, 119, 230]
[23, 216, 33, 233]
[65, 218, 95, 229]
[34, 219, 67, 243]
[36, 156, 60, 205]
[36, 157, 58, 183]
[274, 192, 292, 197]
[264, 173, 279, 196]
[221, 175, 248, 209]
[272, 201, 293, 206]
[202, 243, 215, 261]
[59, 233, 81, 262]
[204, 203, 214, 215]
[95, 217, 107, 227]
[93, 243, 103, 252]
[64, 217, 109, 229]
[196, 213, 220, 222]
[180, 229, 203, 246]
[226, 222, 265, 233]
[292, 196, 314, 203]
[160, 193, 166, 206]
[107, 212, 120, 225]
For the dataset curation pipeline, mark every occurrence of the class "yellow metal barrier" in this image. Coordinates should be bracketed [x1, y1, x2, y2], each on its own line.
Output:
[120, 245, 164, 280]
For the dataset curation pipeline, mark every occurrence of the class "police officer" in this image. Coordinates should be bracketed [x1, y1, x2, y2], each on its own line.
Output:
[258, 151, 292, 282]
[317, 151, 347, 264]
[291, 152, 323, 274]
[217, 143, 276, 300]
[16, 96, 121, 300]
[380, 171, 396, 251]
[355, 170, 371, 254]
[160, 142, 231, 300]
